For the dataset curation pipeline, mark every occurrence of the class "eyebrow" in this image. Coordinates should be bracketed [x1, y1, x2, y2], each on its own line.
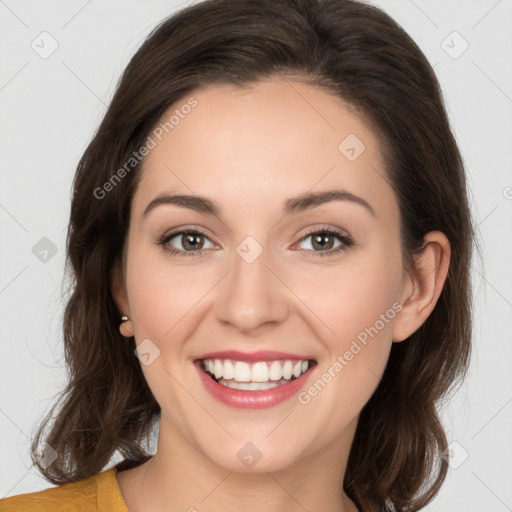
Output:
[142, 189, 376, 219]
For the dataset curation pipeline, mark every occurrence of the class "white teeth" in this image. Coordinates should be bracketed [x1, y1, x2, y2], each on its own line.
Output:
[217, 378, 285, 390]
[201, 357, 313, 384]
[233, 361, 251, 382]
[223, 360, 234, 380]
[251, 362, 269, 382]
[214, 359, 223, 380]
[282, 360, 293, 380]
[269, 361, 282, 381]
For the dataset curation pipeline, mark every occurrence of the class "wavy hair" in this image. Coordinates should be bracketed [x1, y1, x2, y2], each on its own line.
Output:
[31, 0, 475, 510]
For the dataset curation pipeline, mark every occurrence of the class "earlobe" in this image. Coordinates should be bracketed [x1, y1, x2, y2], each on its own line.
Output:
[110, 261, 134, 338]
[392, 231, 451, 342]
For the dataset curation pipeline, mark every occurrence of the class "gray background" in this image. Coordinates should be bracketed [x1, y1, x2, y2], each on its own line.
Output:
[1, 0, 511, 510]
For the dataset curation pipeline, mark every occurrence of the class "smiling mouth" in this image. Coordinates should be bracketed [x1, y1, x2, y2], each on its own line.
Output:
[198, 358, 317, 391]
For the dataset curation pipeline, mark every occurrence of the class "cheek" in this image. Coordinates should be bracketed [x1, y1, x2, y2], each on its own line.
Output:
[124, 249, 208, 410]
[313, 249, 402, 337]
[305, 244, 403, 389]
[126, 244, 215, 340]
[296, 260, 401, 433]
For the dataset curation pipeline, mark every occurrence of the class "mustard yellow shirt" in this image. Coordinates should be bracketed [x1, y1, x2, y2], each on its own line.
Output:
[0, 467, 128, 512]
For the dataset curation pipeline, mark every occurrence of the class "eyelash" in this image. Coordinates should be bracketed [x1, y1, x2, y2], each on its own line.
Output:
[157, 225, 354, 259]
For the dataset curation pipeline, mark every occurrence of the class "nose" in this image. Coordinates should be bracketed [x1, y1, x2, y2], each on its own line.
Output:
[214, 241, 289, 335]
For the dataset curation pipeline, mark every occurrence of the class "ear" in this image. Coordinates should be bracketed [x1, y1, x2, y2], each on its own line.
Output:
[110, 260, 134, 338]
[392, 231, 451, 343]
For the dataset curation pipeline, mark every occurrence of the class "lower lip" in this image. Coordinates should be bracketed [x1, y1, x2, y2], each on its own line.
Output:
[195, 360, 315, 409]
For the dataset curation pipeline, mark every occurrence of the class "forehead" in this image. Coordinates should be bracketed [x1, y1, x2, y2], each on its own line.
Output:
[132, 78, 397, 224]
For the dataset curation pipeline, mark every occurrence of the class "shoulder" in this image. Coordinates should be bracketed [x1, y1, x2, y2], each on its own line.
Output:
[0, 467, 127, 512]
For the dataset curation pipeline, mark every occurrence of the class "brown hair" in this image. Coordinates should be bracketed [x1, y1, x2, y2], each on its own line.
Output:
[31, 0, 475, 510]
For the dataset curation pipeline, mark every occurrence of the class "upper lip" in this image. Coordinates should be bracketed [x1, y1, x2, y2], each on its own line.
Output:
[195, 350, 315, 363]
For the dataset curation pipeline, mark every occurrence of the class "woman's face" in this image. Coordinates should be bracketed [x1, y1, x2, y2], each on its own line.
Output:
[113, 78, 413, 473]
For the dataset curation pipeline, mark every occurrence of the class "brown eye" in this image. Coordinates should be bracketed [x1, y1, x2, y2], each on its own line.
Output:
[310, 233, 336, 251]
[296, 228, 353, 258]
[179, 232, 205, 251]
[158, 229, 215, 256]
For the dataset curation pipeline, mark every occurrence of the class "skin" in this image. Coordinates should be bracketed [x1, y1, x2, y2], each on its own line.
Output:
[111, 76, 450, 512]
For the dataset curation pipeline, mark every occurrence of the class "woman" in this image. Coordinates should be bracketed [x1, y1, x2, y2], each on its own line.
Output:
[0, 0, 474, 510]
